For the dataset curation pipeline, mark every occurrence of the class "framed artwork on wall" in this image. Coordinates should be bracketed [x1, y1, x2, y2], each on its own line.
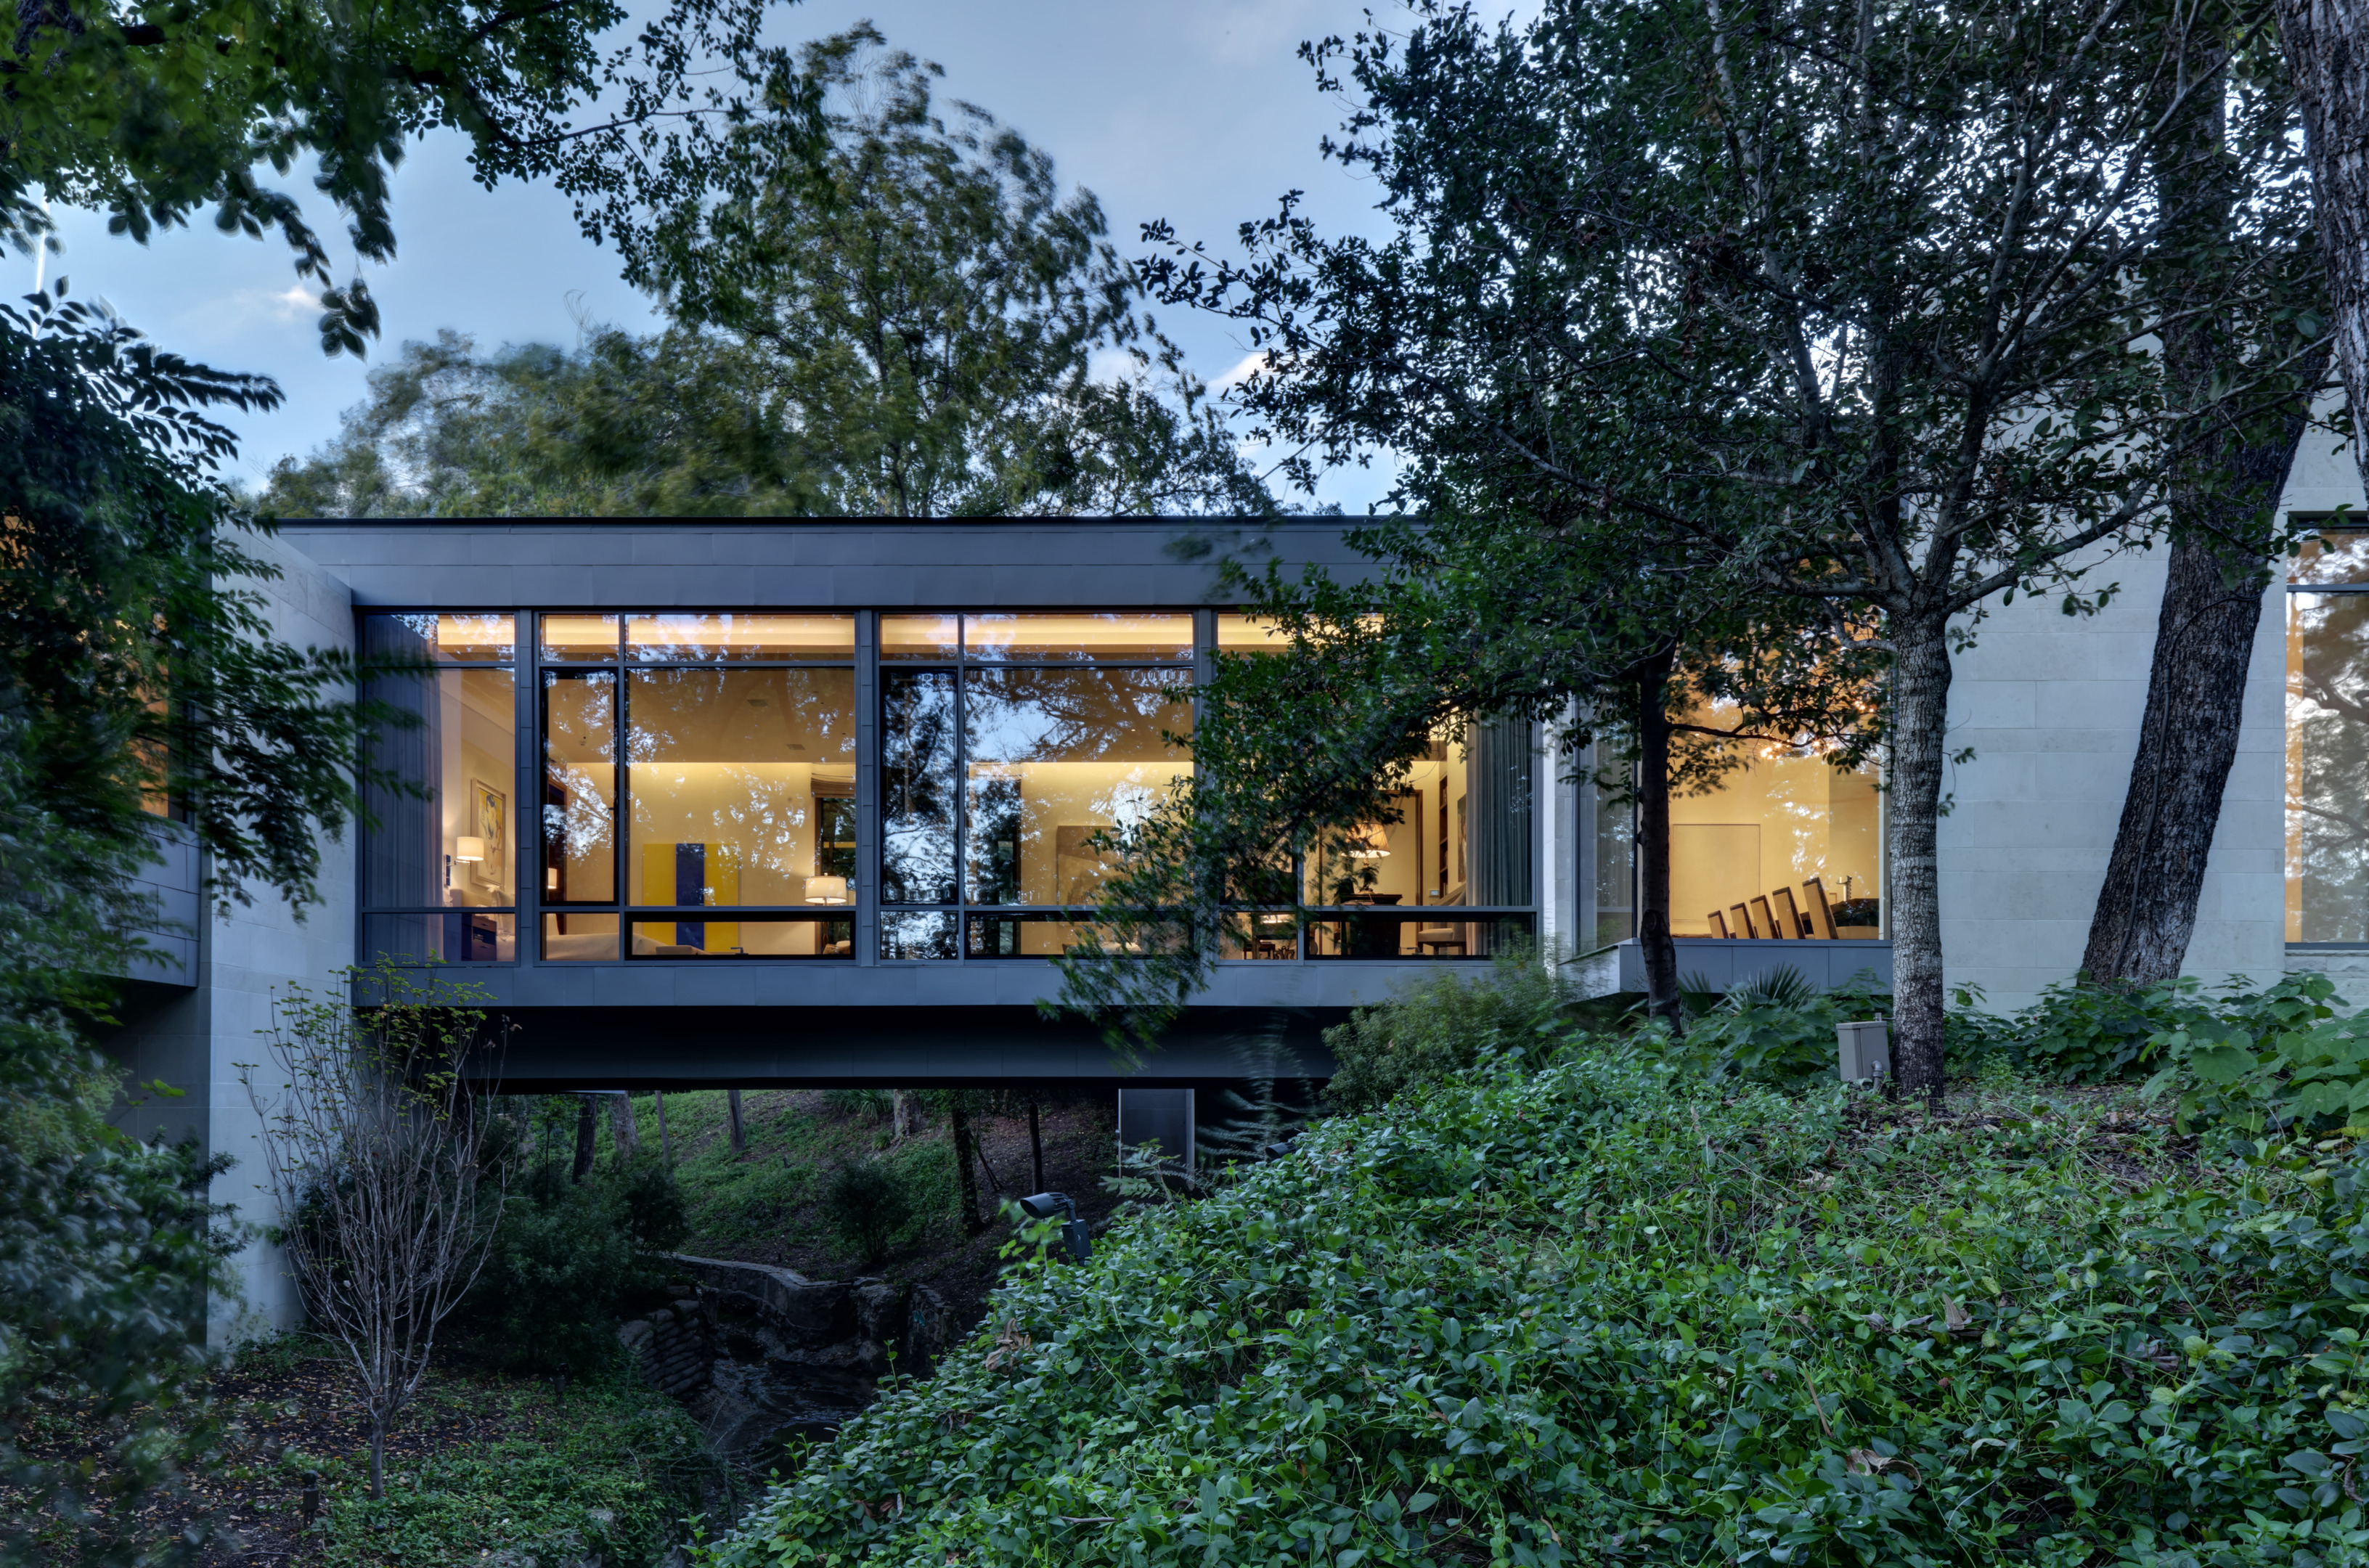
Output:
[472, 778, 507, 872]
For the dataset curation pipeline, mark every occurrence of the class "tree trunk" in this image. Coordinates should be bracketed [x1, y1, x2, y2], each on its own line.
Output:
[1887, 615, 1953, 1103]
[370, 1420, 386, 1500]
[1027, 1100, 1045, 1193]
[2083, 538, 2286, 981]
[1634, 648, 1684, 1033]
[892, 1089, 917, 1144]
[611, 1093, 640, 1159]
[727, 1087, 746, 1154]
[950, 1103, 984, 1236]
[2276, 0, 2369, 496]
[571, 1094, 595, 1183]
[2087, 21, 2317, 984]
[653, 1091, 672, 1164]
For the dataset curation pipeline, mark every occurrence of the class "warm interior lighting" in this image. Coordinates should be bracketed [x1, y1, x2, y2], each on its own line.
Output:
[805, 875, 850, 905]
[1347, 824, 1393, 859]
[454, 836, 486, 864]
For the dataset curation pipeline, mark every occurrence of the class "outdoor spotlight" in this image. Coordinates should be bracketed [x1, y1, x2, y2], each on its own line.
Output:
[1019, 1191, 1091, 1262]
[1264, 1140, 1295, 1161]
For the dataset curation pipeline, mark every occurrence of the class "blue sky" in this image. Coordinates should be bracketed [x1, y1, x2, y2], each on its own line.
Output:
[43, 0, 1412, 511]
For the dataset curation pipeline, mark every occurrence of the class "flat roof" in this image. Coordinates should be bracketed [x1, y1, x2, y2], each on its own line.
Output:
[272, 515, 1384, 609]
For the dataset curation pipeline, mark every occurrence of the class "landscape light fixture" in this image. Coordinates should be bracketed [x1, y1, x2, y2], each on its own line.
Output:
[1018, 1191, 1091, 1262]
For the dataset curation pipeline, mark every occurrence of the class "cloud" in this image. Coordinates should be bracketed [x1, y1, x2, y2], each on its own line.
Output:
[1212, 350, 1268, 391]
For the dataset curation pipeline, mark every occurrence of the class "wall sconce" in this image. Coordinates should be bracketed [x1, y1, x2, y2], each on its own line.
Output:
[805, 875, 850, 905]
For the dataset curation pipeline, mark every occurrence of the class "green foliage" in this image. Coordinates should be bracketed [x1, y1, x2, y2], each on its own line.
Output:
[457, 1153, 688, 1376]
[706, 1039, 2369, 1567]
[0, 285, 380, 1567]
[6, 0, 795, 355]
[1944, 977, 2217, 1085]
[263, 30, 1274, 521]
[822, 1158, 928, 1268]
[2144, 973, 2369, 1140]
[309, 1372, 717, 1568]
[1674, 971, 1893, 1087]
[1320, 947, 1570, 1112]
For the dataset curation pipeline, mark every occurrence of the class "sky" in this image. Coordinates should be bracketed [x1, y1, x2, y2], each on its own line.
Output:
[42, 0, 1416, 510]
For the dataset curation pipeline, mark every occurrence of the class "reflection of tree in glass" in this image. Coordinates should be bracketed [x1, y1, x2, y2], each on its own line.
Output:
[624, 669, 855, 891]
[963, 669, 1191, 905]
[542, 673, 616, 872]
[884, 671, 958, 904]
[2291, 594, 2369, 940]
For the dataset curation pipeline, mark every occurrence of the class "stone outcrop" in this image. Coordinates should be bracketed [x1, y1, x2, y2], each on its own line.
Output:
[616, 1297, 717, 1400]
[623, 1255, 958, 1461]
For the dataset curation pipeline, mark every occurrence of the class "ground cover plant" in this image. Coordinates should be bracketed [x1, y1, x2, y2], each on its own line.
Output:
[14, 1331, 722, 1568]
[705, 1032, 2369, 1567]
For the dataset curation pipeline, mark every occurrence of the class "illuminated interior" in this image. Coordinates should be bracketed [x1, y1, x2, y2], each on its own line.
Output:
[1666, 741, 1882, 939]
[2288, 532, 2369, 942]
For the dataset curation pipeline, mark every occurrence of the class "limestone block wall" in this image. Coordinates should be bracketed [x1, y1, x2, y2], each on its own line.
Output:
[100, 529, 357, 1344]
[204, 530, 358, 1342]
[1937, 419, 2361, 1013]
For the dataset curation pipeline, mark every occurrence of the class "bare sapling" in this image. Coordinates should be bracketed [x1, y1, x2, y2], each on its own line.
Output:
[241, 962, 513, 1499]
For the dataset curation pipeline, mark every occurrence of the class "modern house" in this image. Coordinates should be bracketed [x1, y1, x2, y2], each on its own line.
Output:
[99, 429, 2369, 1334]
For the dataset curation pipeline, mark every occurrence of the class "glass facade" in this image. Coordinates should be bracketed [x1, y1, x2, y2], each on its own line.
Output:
[359, 614, 520, 963]
[356, 607, 1545, 963]
[1667, 750, 1883, 939]
[882, 613, 1194, 957]
[2289, 532, 2369, 942]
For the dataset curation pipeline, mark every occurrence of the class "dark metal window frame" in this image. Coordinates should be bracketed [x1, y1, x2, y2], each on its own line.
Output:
[877, 611, 1199, 962]
[355, 613, 522, 965]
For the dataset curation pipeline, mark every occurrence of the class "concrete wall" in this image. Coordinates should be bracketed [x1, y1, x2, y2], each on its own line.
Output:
[102, 531, 357, 1344]
[1937, 418, 2362, 1012]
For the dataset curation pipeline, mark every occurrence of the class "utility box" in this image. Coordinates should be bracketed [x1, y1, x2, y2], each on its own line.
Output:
[1837, 1020, 1891, 1084]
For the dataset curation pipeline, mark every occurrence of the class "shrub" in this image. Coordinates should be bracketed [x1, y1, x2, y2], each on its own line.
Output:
[823, 1158, 920, 1267]
[825, 1088, 894, 1120]
[454, 1152, 686, 1375]
[705, 1040, 2369, 1568]
[2144, 971, 2369, 1138]
[1671, 967, 1891, 1086]
[1321, 944, 1569, 1111]
[313, 1368, 720, 1568]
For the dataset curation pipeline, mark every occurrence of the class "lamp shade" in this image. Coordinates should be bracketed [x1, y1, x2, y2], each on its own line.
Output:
[455, 836, 486, 863]
[805, 875, 850, 905]
[1347, 824, 1392, 859]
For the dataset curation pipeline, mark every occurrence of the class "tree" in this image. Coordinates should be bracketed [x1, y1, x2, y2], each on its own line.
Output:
[262, 29, 1277, 521]
[0, 287, 388, 1566]
[5, 0, 799, 354]
[2085, 12, 2329, 983]
[242, 964, 511, 1500]
[2275, 0, 2369, 494]
[1141, 0, 2320, 1099]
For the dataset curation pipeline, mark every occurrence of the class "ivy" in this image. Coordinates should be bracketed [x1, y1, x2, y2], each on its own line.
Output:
[703, 1044, 2369, 1566]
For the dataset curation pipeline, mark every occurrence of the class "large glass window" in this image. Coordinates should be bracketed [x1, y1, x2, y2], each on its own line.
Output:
[1210, 614, 1536, 960]
[1665, 734, 1883, 941]
[359, 613, 518, 963]
[2289, 531, 2369, 942]
[540, 613, 856, 960]
[1299, 718, 1536, 958]
[879, 613, 1193, 958]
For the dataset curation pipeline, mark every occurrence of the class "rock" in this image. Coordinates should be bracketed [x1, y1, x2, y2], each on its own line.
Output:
[668, 1254, 853, 1347]
[852, 1281, 904, 1344]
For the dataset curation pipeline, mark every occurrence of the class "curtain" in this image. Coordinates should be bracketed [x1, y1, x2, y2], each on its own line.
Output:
[1467, 717, 1535, 908]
